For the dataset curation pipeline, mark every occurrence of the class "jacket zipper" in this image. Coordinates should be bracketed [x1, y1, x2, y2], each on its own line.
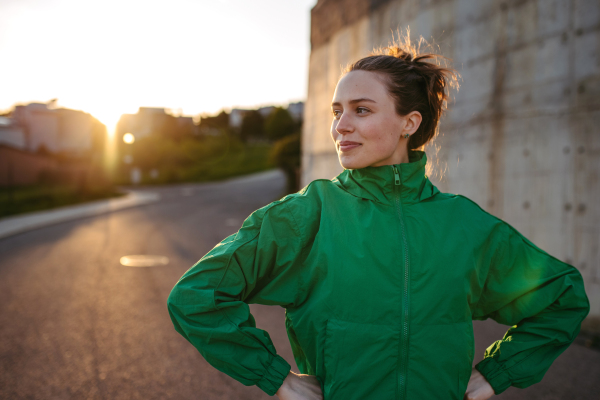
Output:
[392, 165, 410, 399]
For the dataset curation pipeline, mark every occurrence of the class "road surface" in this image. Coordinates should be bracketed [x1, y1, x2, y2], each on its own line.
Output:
[0, 170, 598, 399]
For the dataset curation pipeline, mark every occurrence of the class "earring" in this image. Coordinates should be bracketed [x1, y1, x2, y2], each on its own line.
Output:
[403, 133, 410, 139]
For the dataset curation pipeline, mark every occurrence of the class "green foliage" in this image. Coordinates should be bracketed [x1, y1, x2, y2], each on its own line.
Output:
[240, 110, 265, 142]
[0, 182, 124, 218]
[265, 107, 295, 141]
[270, 132, 301, 193]
[200, 110, 229, 129]
[116, 134, 274, 185]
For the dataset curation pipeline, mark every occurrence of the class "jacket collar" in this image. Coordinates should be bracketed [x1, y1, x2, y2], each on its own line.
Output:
[332, 150, 440, 205]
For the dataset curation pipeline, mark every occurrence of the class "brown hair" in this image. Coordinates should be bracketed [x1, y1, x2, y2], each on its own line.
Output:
[343, 29, 460, 150]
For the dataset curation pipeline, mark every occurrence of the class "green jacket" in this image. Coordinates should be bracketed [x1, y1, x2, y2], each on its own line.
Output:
[167, 149, 590, 399]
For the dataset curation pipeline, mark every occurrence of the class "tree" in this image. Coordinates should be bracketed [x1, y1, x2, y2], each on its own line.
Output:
[199, 110, 230, 135]
[240, 110, 265, 143]
[265, 107, 295, 141]
[270, 132, 301, 194]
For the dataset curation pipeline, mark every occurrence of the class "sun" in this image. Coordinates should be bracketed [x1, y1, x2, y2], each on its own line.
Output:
[123, 133, 135, 144]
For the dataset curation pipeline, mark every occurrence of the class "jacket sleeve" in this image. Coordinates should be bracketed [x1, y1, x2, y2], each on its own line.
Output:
[166, 198, 306, 396]
[472, 219, 590, 395]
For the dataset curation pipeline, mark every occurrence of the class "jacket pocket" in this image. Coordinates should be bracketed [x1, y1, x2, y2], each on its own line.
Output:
[407, 321, 474, 399]
[323, 318, 398, 400]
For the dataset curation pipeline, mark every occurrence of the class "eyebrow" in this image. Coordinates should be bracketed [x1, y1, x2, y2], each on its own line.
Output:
[331, 98, 377, 107]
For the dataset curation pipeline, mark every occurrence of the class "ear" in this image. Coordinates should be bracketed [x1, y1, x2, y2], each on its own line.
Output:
[402, 111, 422, 135]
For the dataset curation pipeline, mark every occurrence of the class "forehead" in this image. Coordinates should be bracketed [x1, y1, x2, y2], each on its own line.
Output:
[332, 70, 389, 102]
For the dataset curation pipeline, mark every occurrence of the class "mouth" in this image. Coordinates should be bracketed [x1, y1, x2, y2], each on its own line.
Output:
[338, 141, 362, 152]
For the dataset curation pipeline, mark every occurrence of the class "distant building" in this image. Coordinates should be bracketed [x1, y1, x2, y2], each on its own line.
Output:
[13, 103, 59, 153]
[116, 107, 196, 140]
[56, 108, 94, 154]
[122, 107, 169, 139]
[229, 109, 250, 130]
[257, 106, 276, 119]
[11, 102, 102, 156]
[287, 101, 304, 122]
[177, 116, 194, 131]
[138, 107, 171, 138]
[0, 116, 26, 150]
[229, 104, 303, 130]
[0, 102, 106, 186]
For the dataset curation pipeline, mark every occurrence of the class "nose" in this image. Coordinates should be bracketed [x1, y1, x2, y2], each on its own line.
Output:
[335, 112, 353, 135]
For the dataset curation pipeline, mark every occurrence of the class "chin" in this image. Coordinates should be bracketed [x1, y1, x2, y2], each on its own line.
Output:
[338, 154, 369, 170]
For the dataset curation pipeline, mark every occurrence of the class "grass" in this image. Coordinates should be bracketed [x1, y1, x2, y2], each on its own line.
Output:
[115, 139, 275, 185]
[0, 137, 280, 219]
[0, 184, 126, 219]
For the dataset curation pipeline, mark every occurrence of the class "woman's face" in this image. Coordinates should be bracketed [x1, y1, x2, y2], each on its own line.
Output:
[330, 70, 421, 169]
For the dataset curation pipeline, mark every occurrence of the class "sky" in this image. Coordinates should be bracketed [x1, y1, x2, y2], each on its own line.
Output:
[0, 0, 317, 131]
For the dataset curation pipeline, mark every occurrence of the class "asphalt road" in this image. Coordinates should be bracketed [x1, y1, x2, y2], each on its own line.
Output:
[0, 170, 598, 400]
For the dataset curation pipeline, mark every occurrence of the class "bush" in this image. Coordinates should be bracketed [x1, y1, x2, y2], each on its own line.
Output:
[115, 134, 275, 185]
[265, 107, 295, 141]
[270, 133, 301, 194]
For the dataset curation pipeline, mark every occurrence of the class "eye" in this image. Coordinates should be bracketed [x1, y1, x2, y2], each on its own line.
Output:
[356, 107, 370, 115]
[332, 109, 342, 119]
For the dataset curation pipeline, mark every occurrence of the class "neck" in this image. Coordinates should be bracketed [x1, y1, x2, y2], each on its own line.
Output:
[369, 147, 410, 167]
[334, 150, 439, 205]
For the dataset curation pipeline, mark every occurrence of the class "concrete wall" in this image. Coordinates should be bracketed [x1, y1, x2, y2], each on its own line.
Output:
[303, 0, 600, 316]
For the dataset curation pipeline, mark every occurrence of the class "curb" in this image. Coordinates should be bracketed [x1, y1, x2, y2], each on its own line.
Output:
[0, 190, 161, 240]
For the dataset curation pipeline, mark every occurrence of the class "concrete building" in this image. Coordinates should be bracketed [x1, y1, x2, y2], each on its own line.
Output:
[12, 102, 102, 156]
[303, 0, 600, 316]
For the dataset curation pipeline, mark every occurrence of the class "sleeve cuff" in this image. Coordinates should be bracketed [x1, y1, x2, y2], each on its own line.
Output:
[474, 357, 512, 395]
[256, 354, 292, 396]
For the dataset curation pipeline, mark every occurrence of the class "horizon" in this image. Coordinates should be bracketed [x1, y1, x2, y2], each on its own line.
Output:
[0, 0, 317, 133]
[2, 99, 305, 122]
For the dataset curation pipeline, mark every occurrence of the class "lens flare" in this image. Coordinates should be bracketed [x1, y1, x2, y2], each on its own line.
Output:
[123, 133, 135, 144]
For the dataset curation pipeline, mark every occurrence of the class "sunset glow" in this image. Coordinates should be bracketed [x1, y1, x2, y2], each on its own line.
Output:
[0, 0, 316, 132]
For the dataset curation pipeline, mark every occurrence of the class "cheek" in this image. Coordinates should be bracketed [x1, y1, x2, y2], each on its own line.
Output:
[363, 120, 396, 150]
[357, 124, 401, 165]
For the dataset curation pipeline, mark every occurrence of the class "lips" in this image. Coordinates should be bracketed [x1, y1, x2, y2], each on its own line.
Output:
[338, 141, 361, 152]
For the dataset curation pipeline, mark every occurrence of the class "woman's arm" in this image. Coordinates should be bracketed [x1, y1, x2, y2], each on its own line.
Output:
[463, 368, 495, 400]
[276, 371, 323, 400]
[167, 197, 307, 396]
[471, 220, 590, 395]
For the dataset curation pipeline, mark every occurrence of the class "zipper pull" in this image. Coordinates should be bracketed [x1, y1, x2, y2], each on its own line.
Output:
[392, 165, 400, 186]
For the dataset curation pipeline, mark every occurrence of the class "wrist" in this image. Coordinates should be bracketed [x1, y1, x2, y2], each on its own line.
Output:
[275, 371, 295, 397]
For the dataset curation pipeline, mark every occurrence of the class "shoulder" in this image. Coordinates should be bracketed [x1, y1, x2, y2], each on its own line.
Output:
[259, 178, 340, 241]
[238, 179, 329, 239]
[427, 191, 506, 235]
[270, 178, 341, 213]
[429, 190, 494, 216]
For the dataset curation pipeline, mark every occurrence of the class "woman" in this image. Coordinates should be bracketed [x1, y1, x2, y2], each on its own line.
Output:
[167, 37, 590, 400]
